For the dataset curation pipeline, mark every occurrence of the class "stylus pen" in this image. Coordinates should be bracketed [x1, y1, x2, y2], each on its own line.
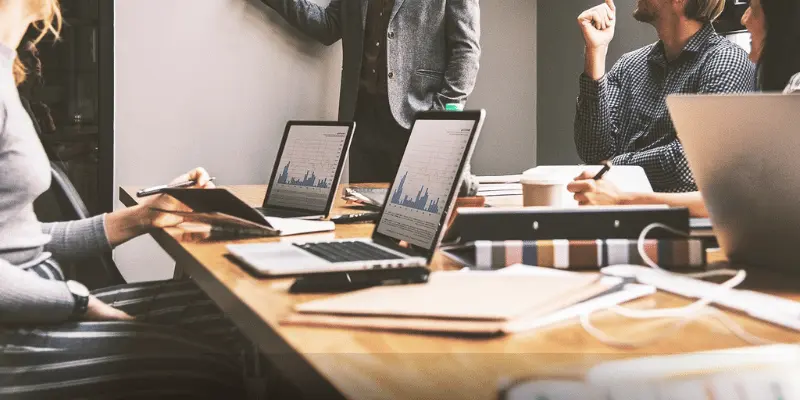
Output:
[136, 177, 216, 198]
[593, 162, 612, 180]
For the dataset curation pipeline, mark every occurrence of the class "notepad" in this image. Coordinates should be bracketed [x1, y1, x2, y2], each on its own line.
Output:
[283, 271, 617, 335]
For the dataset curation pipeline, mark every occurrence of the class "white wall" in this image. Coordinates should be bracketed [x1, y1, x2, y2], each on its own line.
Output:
[114, 0, 538, 281]
[468, 0, 537, 175]
[114, 0, 342, 282]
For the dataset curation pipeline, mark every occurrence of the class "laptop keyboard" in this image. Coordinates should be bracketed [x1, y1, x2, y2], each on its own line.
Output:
[293, 241, 405, 263]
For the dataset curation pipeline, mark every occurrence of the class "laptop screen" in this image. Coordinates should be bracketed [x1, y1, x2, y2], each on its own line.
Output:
[376, 117, 479, 250]
[265, 123, 353, 213]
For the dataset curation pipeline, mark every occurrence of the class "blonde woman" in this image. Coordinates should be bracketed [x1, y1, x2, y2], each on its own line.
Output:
[0, 1, 266, 397]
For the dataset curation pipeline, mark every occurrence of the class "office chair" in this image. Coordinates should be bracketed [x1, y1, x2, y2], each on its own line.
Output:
[34, 161, 127, 289]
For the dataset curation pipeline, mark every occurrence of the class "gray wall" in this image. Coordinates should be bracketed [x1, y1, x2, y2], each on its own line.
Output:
[469, 0, 537, 175]
[537, 0, 656, 165]
[114, 0, 342, 282]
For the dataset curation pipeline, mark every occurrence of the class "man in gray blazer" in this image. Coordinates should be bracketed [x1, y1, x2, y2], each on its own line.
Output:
[261, 0, 481, 182]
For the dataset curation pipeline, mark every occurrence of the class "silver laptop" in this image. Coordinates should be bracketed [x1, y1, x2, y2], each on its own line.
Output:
[255, 121, 355, 220]
[667, 93, 800, 270]
[227, 110, 486, 276]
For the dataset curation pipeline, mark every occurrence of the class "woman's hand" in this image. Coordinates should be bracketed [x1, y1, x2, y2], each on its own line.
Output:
[105, 167, 216, 247]
[567, 170, 628, 206]
[83, 295, 133, 321]
[139, 167, 215, 228]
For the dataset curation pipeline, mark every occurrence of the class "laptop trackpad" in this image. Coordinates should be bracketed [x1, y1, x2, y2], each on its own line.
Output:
[230, 243, 330, 273]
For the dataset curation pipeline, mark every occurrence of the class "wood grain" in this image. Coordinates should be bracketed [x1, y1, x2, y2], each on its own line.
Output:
[120, 185, 800, 400]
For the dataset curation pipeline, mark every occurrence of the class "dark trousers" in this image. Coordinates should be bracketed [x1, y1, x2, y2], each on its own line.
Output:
[349, 93, 411, 183]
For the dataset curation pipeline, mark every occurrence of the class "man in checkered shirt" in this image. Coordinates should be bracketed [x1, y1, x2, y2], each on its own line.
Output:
[574, 0, 756, 193]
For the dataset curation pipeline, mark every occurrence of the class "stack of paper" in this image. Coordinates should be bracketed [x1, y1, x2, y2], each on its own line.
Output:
[342, 187, 388, 210]
[476, 175, 523, 197]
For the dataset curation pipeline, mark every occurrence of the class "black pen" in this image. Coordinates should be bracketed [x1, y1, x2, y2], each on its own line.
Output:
[329, 212, 380, 224]
[136, 177, 216, 198]
[592, 162, 612, 180]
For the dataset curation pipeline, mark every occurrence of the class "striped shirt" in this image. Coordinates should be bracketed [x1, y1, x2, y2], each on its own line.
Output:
[575, 24, 756, 193]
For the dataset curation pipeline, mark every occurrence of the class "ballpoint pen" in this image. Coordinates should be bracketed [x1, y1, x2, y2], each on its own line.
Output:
[136, 177, 216, 198]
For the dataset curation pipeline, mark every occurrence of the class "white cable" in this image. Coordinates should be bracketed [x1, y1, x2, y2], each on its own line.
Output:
[580, 223, 778, 348]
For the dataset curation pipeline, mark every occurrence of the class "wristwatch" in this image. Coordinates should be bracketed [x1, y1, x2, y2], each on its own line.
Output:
[66, 280, 90, 317]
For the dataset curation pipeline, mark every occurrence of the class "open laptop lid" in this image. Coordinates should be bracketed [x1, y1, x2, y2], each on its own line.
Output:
[371, 110, 486, 262]
[667, 93, 800, 269]
[262, 121, 355, 217]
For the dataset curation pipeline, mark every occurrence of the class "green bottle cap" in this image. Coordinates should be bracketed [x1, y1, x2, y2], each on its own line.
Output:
[445, 103, 464, 111]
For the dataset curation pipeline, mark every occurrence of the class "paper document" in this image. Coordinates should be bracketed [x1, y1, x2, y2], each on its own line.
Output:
[263, 217, 334, 237]
[478, 183, 523, 192]
[478, 189, 524, 197]
[342, 187, 387, 209]
[502, 345, 800, 400]
[476, 175, 522, 184]
[524, 166, 653, 193]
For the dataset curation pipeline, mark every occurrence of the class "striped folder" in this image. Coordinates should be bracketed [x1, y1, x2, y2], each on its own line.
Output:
[444, 239, 706, 270]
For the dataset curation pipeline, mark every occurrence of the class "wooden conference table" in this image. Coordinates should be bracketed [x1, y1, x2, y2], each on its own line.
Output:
[119, 185, 800, 400]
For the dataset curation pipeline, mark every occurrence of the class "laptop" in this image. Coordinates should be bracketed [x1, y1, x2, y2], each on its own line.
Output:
[255, 121, 355, 220]
[667, 93, 800, 270]
[227, 110, 486, 276]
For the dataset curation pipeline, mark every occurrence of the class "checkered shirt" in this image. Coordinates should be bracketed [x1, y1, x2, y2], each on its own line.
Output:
[574, 24, 756, 192]
[785, 73, 800, 94]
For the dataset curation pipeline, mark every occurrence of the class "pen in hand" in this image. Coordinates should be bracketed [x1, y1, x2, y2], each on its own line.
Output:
[592, 162, 612, 180]
[136, 177, 216, 198]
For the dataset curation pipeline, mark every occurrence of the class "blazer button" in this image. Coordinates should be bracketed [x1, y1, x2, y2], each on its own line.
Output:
[388, 32, 395, 39]
[388, 72, 394, 79]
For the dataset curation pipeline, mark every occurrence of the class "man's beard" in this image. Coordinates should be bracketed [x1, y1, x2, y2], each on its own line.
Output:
[633, 0, 657, 22]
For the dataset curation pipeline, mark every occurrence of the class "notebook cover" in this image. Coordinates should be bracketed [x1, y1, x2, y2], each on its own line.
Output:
[283, 278, 613, 335]
[294, 272, 603, 321]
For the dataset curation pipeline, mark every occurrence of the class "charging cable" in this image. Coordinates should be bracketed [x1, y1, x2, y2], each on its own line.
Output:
[579, 223, 777, 348]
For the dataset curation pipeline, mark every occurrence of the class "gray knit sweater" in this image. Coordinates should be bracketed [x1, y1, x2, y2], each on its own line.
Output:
[0, 43, 111, 325]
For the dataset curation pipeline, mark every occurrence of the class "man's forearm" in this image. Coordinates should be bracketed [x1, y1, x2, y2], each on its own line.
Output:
[621, 192, 708, 218]
[584, 46, 608, 80]
[611, 140, 696, 192]
[260, 0, 343, 46]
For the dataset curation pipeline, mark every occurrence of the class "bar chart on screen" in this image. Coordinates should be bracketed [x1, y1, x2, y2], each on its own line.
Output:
[378, 119, 475, 248]
[267, 126, 349, 212]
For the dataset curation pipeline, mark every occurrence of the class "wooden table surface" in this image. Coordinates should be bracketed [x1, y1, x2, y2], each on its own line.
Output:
[120, 185, 800, 400]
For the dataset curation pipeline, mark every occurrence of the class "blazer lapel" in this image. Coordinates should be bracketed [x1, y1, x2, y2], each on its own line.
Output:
[389, 0, 407, 23]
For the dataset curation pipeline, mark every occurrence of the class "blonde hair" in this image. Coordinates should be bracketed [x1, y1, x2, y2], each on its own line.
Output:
[13, 0, 62, 85]
[685, 0, 726, 23]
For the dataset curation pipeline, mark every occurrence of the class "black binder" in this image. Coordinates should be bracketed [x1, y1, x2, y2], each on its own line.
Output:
[443, 207, 690, 243]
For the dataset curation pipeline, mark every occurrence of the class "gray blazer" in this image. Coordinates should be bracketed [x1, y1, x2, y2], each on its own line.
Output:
[263, 0, 481, 129]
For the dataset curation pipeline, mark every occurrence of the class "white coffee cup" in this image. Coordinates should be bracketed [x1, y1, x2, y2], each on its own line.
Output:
[520, 174, 575, 207]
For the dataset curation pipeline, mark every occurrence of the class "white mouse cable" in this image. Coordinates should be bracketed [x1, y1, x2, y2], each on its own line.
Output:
[579, 223, 776, 347]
